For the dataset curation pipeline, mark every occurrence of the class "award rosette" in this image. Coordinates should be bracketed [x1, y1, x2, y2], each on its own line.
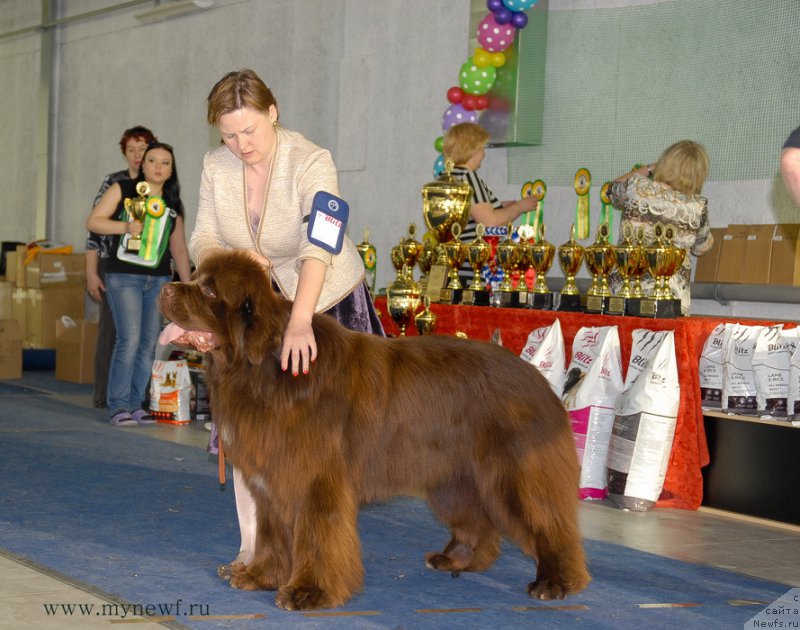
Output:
[599, 181, 616, 236]
[574, 168, 591, 240]
[356, 227, 378, 296]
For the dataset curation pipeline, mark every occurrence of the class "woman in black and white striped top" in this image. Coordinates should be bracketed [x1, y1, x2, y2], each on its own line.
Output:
[443, 123, 539, 285]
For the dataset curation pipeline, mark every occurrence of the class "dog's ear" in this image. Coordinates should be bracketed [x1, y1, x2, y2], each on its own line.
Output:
[233, 292, 283, 367]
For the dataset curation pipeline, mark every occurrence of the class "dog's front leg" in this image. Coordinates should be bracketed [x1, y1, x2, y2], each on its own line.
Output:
[275, 474, 363, 611]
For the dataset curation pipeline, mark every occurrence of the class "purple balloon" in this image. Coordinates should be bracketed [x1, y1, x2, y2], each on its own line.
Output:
[487, 0, 504, 12]
[494, 8, 513, 24]
[511, 10, 529, 29]
[442, 103, 479, 133]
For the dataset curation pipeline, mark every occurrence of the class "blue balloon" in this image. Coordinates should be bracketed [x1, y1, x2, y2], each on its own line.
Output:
[502, 0, 538, 10]
[433, 154, 445, 178]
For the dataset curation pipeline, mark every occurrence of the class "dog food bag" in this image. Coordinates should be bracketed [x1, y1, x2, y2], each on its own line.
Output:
[563, 325, 624, 500]
[607, 330, 680, 511]
[698, 322, 735, 409]
[789, 341, 800, 422]
[149, 359, 192, 424]
[519, 318, 566, 396]
[721, 324, 765, 415]
[751, 324, 792, 418]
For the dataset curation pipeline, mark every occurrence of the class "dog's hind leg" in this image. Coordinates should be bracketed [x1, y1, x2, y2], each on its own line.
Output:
[424, 480, 500, 573]
[275, 473, 363, 611]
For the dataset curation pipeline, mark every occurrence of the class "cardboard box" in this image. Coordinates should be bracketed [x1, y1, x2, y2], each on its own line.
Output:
[23, 286, 85, 348]
[715, 225, 749, 283]
[693, 227, 725, 283]
[741, 225, 774, 285]
[0, 281, 12, 320]
[26, 253, 85, 289]
[55, 319, 97, 384]
[769, 224, 800, 286]
[0, 319, 23, 380]
[5, 245, 27, 287]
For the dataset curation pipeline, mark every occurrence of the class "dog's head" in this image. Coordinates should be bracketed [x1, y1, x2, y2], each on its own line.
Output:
[159, 250, 287, 366]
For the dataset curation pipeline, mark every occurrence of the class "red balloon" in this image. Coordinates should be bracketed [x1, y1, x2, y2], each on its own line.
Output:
[475, 95, 489, 110]
[447, 86, 464, 104]
[462, 94, 479, 111]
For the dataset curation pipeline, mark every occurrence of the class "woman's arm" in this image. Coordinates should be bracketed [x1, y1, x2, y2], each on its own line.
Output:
[86, 183, 136, 238]
[168, 215, 193, 282]
[280, 258, 326, 376]
[469, 195, 538, 227]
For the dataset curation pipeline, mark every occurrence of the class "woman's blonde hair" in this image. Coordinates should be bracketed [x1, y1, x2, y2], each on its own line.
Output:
[207, 68, 278, 126]
[652, 140, 709, 196]
[443, 123, 490, 166]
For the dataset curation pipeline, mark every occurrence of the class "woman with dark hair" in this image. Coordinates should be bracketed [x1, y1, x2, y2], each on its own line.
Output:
[87, 141, 192, 426]
[86, 125, 157, 408]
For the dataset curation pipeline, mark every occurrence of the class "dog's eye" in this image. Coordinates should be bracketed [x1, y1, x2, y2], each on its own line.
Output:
[200, 285, 216, 299]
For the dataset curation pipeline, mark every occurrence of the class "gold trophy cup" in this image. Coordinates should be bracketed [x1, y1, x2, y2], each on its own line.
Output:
[608, 222, 644, 316]
[124, 181, 150, 253]
[414, 295, 438, 335]
[640, 223, 682, 318]
[557, 224, 585, 311]
[439, 223, 467, 304]
[583, 222, 615, 314]
[528, 223, 556, 310]
[389, 223, 423, 282]
[421, 159, 472, 243]
[387, 264, 421, 336]
[462, 223, 492, 306]
[495, 224, 522, 308]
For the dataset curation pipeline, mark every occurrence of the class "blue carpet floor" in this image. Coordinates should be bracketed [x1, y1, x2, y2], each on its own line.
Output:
[0, 375, 791, 629]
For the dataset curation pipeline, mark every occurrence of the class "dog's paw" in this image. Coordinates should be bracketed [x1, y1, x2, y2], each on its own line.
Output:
[426, 552, 466, 573]
[275, 585, 328, 611]
[527, 578, 569, 601]
[216, 561, 244, 581]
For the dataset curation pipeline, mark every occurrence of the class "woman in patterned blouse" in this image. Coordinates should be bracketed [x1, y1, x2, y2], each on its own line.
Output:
[609, 140, 713, 316]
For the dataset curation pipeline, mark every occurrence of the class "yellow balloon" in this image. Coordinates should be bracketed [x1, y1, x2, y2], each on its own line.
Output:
[473, 48, 490, 68]
[490, 52, 506, 68]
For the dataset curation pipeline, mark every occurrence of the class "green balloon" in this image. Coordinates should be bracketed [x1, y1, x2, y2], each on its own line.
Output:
[459, 61, 496, 96]
[434, 136, 444, 153]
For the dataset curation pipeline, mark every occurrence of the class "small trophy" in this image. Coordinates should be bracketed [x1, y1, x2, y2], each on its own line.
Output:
[607, 222, 644, 316]
[414, 295, 438, 335]
[439, 223, 467, 305]
[389, 223, 422, 282]
[387, 264, 421, 336]
[557, 224, 585, 312]
[356, 227, 377, 297]
[124, 181, 150, 253]
[515, 227, 534, 306]
[416, 233, 437, 295]
[528, 223, 555, 310]
[583, 222, 615, 315]
[462, 223, 492, 306]
[640, 223, 682, 318]
[495, 224, 522, 308]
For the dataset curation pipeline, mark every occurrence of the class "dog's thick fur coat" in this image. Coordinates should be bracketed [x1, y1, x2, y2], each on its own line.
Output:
[159, 251, 590, 610]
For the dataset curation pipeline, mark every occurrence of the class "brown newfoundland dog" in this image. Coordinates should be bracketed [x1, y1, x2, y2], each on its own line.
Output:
[158, 250, 590, 611]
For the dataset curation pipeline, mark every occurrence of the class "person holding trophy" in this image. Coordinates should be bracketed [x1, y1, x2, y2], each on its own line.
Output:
[442, 123, 539, 285]
[179, 68, 383, 575]
[86, 125, 157, 408]
[608, 140, 713, 316]
[87, 141, 192, 427]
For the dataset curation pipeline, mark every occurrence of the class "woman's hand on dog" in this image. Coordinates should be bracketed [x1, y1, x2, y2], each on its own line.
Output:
[282, 314, 316, 376]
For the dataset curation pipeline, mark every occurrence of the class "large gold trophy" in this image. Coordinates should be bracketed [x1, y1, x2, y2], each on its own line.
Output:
[387, 264, 421, 336]
[640, 223, 685, 318]
[421, 160, 472, 243]
[528, 223, 555, 310]
[495, 224, 523, 308]
[607, 222, 644, 316]
[123, 181, 150, 253]
[583, 222, 615, 314]
[462, 223, 492, 306]
[556, 225, 585, 312]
